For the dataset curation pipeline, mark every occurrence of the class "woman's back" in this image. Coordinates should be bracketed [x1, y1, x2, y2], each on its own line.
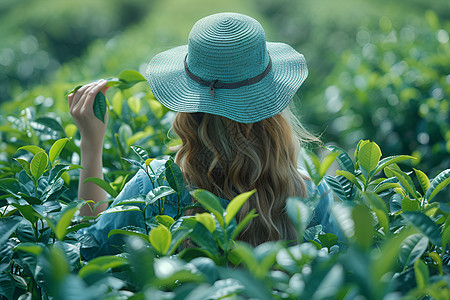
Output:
[69, 12, 340, 259]
[173, 112, 316, 245]
[80, 156, 338, 259]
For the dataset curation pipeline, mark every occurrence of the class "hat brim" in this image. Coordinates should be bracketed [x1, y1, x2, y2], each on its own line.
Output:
[145, 42, 308, 124]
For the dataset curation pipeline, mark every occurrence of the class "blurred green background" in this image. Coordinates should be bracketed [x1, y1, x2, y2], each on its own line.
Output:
[1, 0, 449, 176]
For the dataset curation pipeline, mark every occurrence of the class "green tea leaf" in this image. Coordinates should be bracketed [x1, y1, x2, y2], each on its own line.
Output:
[332, 203, 355, 239]
[56, 207, 78, 240]
[0, 218, 21, 245]
[354, 140, 371, 164]
[11, 204, 42, 224]
[414, 259, 429, 289]
[324, 175, 348, 202]
[99, 205, 141, 216]
[119, 70, 146, 82]
[105, 78, 121, 88]
[34, 117, 66, 135]
[310, 153, 321, 178]
[425, 169, 450, 203]
[336, 170, 362, 190]
[49, 247, 69, 282]
[286, 197, 311, 237]
[84, 177, 118, 198]
[48, 164, 71, 184]
[352, 204, 373, 249]
[402, 211, 441, 246]
[428, 252, 443, 276]
[111, 91, 123, 116]
[165, 160, 185, 195]
[64, 123, 77, 138]
[127, 96, 141, 115]
[301, 149, 321, 185]
[358, 141, 382, 179]
[318, 233, 338, 248]
[371, 229, 410, 282]
[145, 186, 176, 205]
[335, 175, 358, 200]
[373, 182, 401, 194]
[372, 155, 416, 175]
[442, 219, 450, 252]
[232, 209, 258, 240]
[78, 255, 128, 279]
[49, 138, 69, 165]
[318, 152, 338, 177]
[131, 145, 149, 161]
[156, 215, 175, 228]
[14, 243, 44, 255]
[65, 85, 82, 97]
[401, 197, 420, 212]
[225, 190, 256, 225]
[121, 157, 144, 169]
[311, 264, 344, 300]
[195, 213, 216, 233]
[230, 243, 258, 272]
[65, 222, 91, 235]
[18, 145, 45, 155]
[14, 158, 32, 179]
[30, 151, 48, 181]
[373, 208, 389, 235]
[399, 233, 429, 267]
[118, 70, 146, 89]
[388, 168, 418, 200]
[326, 145, 355, 174]
[0, 179, 21, 196]
[93, 91, 107, 123]
[413, 168, 430, 195]
[191, 189, 224, 228]
[149, 99, 165, 119]
[108, 229, 149, 241]
[168, 227, 194, 255]
[149, 225, 171, 255]
[19, 194, 42, 205]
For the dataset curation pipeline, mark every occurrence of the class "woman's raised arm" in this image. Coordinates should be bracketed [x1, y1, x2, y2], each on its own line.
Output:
[68, 79, 109, 216]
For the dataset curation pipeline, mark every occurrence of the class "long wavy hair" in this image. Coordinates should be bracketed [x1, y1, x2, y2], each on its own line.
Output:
[172, 107, 319, 246]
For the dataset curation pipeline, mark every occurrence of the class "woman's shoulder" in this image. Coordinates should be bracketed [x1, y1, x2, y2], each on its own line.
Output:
[112, 157, 172, 202]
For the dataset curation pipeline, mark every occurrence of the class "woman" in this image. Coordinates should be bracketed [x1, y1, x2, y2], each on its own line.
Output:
[69, 13, 339, 258]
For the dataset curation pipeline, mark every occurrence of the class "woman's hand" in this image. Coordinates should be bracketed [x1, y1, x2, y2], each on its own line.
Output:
[68, 79, 109, 148]
[68, 79, 110, 216]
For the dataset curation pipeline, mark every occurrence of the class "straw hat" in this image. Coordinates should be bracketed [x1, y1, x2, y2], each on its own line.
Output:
[145, 12, 308, 123]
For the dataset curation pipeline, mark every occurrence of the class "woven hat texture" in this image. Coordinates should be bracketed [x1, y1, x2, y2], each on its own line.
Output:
[145, 12, 308, 123]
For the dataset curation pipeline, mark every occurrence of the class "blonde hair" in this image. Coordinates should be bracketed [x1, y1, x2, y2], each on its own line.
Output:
[172, 106, 319, 246]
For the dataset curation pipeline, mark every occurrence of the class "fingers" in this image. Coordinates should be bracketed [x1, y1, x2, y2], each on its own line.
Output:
[84, 79, 107, 108]
[69, 82, 95, 113]
[68, 92, 74, 107]
[69, 80, 107, 117]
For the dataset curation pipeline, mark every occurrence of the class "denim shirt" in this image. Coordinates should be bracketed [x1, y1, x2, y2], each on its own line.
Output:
[80, 158, 339, 259]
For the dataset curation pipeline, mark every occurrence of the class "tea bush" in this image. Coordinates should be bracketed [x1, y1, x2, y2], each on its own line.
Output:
[255, 1, 449, 176]
[0, 75, 449, 299]
[319, 11, 450, 178]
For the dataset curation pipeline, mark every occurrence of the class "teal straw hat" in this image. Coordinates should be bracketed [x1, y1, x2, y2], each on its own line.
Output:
[145, 12, 308, 123]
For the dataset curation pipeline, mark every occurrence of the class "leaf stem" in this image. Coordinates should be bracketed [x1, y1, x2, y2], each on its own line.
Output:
[32, 221, 39, 242]
[177, 193, 181, 218]
[34, 181, 38, 197]
[142, 205, 149, 235]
